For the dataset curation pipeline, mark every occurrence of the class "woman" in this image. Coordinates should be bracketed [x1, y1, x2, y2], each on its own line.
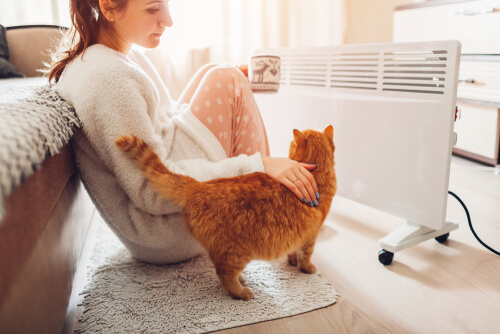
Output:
[49, 0, 320, 263]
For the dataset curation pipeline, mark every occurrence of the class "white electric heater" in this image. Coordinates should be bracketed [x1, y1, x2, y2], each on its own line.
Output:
[254, 40, 461, 264]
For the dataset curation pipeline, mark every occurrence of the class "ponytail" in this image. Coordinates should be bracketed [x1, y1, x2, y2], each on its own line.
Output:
[46, 0, 128, 83]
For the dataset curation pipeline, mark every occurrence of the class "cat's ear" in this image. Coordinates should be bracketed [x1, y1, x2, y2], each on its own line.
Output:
[323, 125, 334, 141]
[293, 129, 306, 146]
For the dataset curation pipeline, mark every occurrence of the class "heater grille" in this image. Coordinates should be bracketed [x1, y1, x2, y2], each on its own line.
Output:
[289, 54, 328, 87]
[331, 52, 379, 90]
[382, 50, 447, 95]
[279, 48, 449, 95]
[279, 55, 287, 86]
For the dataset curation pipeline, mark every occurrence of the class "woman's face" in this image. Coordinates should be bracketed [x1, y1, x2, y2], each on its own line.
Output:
[110, 0, 173, 51]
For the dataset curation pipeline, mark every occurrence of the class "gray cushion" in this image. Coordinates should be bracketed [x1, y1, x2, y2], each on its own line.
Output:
[0, 25, 23, 79]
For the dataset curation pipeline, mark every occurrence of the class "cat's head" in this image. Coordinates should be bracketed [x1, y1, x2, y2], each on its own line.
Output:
[288, 125, 335, 168]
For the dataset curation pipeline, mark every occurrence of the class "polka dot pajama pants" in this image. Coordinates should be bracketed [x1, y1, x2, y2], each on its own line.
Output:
[178, 64, 270, 158]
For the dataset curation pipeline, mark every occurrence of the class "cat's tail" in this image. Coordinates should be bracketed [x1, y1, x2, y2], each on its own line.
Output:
[115, 135, 196, 208]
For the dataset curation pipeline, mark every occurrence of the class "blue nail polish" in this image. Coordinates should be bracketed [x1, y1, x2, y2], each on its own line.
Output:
[316, 192, 320, 200]
[314, 199, 318, 206]
[302, 197, 307, 204]
[309, 200, 313, 207]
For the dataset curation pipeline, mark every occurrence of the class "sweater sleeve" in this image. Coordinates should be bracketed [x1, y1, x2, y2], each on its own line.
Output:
[78, 65, 264, 217]
[163, 153, 264, 182]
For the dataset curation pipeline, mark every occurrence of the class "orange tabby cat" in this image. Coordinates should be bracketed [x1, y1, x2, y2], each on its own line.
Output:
[115, 126, 337, 300]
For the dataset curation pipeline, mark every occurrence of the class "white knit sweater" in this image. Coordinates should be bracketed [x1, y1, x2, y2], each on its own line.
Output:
[57, 44, 265, 263]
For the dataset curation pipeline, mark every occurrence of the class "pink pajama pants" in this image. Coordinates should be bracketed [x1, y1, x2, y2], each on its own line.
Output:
[178, 64, 270, 158]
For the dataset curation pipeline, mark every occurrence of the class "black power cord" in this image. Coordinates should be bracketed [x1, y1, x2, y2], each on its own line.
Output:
[448, 191, 500, 256]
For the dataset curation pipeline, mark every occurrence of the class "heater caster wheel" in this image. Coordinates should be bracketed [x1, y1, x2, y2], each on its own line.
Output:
[435, 233, 450, 243]
[378, 249, 394, 265]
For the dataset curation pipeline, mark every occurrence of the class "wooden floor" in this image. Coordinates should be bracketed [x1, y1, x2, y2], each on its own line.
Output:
[65, 156, 500, 334]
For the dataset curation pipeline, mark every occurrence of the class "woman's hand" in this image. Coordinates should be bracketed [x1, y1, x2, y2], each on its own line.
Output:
[261, 156, 319, 207]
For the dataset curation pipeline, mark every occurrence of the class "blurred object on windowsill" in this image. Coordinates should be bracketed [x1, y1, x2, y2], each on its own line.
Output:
[237, 64, 248, 79]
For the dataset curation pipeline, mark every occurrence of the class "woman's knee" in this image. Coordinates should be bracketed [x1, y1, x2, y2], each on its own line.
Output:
[204, 65, 247, 84]
[195, 63, 218, 78]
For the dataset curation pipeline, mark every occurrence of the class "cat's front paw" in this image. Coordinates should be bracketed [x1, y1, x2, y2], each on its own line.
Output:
[300, 263, 316, 274]
[288, 253, 299, 267]
[233, 287, 254, 301]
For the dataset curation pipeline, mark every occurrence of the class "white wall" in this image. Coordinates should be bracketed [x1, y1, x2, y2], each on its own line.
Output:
[0, 0, 70, 27]
[345, 0, 411, 44]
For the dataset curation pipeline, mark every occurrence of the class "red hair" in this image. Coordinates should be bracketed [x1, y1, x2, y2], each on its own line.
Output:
[47, 0, 128, 83]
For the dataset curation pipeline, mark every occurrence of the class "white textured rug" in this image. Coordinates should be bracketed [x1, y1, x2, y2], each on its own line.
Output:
[75, 222, 339, 334]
